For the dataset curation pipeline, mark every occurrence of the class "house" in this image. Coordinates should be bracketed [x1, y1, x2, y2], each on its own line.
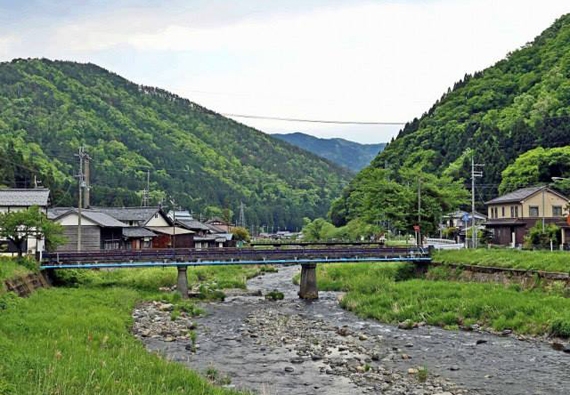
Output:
[485, 186, 570, 247]
[94, 206, 194, 249]
[171, 210, 235, 248]
[0, 188, 51, 256]
[50, 209, 128, 251]
[206, 217, 232, 233]
[440, 210, 487, 243]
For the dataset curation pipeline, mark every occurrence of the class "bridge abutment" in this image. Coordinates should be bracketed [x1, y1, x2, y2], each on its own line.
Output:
[298, 263, 318, 299]
[177, 266, 189, 299]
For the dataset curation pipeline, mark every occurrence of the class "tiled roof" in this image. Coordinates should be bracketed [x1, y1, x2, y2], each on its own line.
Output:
[48, 207, 74, 219]
[205, 223, 226, 234]
[485, 186, 546, 205]
[177, 218, 211, 231]
[79, 210, 127, 227]
[93, 207, 163, 223]
[0, 188, 50, 207]
[122, 227, 157, 238]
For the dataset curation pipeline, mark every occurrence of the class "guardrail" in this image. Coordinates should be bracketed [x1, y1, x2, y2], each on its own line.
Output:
[43, 246, 430, 266]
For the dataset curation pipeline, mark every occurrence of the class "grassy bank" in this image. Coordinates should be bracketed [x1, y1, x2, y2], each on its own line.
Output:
[317, 263, 570, 338]
[0, 264, 264, 394]
[0, 257, 34, 285]
[433, 249, 570, 273]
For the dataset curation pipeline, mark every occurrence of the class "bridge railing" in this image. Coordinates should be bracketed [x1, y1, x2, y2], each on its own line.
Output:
[43, 246, 429, 265]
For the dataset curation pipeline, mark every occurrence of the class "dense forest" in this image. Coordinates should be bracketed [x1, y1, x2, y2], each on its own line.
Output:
[331, 13, 570, 232]
[0, 59, 351, 230]
[273, 132, 386, 172]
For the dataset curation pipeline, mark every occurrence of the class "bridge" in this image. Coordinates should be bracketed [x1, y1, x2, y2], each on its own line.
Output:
[41, 245, 431, 299]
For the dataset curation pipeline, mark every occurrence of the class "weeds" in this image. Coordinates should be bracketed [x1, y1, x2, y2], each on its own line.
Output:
[417, 366, 428, 382]
[265, 290, 284, 301]
[319, 263, 570, 338]
[434, 249, 570, 273]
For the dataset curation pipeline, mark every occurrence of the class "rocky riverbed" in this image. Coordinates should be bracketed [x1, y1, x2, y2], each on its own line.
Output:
[133, 265, 570, 395]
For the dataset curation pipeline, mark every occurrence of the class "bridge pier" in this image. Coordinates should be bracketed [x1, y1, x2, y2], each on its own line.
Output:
[298, 263, 318, 299]
[177, 266, 189, 299]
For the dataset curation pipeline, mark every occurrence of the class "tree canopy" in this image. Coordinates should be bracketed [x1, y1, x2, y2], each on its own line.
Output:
[0, 206, 65, 257]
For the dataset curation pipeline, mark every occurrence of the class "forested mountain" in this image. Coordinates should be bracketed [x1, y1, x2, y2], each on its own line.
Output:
[331, 14, 570, 232]
[0, 59, 352, 230]
[273, 132, 386, 172]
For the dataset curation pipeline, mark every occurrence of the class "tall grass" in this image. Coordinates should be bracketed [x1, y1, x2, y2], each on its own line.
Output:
[53, 265, 262, 292]
[0, 257, 34, 285]
[318, 263, 570, 337]
[0, 287, 240, 394]
[434, 249, 570, 273]
[0, 264, 262, 394]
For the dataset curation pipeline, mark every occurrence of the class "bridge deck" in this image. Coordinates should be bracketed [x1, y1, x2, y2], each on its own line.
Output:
[41, 246, 430, 270]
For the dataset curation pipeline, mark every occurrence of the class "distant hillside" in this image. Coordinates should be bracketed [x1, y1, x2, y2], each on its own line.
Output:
[330, 13, 570, 231]
[0, 59, 352, 230]
[273, 132, 385, 172]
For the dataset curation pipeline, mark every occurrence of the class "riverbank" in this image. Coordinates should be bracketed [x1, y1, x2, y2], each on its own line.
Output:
[433, 249, 570, 273]
[0, 265, 262, 395]
[319, 263, 570, 338]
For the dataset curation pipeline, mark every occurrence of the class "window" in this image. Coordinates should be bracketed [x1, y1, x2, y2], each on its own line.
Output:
[553, 206, 563, 217]
[529, 206, 539, 217]
[515, 206, 519, 217]
[501, 207, 505, 217]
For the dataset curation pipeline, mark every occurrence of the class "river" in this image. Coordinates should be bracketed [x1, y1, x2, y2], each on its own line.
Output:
[136, 265, 570, 395]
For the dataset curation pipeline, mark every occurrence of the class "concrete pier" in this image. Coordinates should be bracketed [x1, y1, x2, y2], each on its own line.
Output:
[177, 266, 189, 299]
[298, 263, 318, 299]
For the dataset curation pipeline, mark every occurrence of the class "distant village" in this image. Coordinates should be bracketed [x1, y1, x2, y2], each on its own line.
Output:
[1, 184, 570, 257]
[0, 188, 300, 257]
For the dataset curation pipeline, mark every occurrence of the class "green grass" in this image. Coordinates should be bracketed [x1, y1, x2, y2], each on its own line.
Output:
[53, 265, 262, 292]
[0, 257, 34, 285]
[0, 264, 263, 394]
[318, 263, 570, 337]
[0, 287, 240, 395]
[434, 249, 570, 273]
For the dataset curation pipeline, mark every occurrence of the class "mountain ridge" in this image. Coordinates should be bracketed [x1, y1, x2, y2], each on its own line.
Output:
[272, 132, 385, 172]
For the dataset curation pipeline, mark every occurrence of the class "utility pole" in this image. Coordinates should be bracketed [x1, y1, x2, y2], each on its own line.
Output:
[75, 146, 88, 251]
[141, 170, 150, 207]
[417, 178, 421, 247]
[238, 201, 246, 228]
[471, 155, 484, 249]
[83, 154, 91, 209]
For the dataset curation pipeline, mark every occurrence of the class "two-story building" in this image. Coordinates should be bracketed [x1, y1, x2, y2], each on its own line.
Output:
[485, 186, 569, 247]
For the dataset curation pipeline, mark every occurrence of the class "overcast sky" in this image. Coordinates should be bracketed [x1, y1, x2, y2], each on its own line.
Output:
[1, 0, 569, 143]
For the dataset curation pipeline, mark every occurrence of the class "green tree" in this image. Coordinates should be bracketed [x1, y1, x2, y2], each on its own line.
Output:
[231, 226, 250, 242]
[0, 206, 66, 258]
[301, 218, 336, 242]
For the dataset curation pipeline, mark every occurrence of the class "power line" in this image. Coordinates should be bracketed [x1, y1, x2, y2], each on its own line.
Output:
[222, 113, 406, 125]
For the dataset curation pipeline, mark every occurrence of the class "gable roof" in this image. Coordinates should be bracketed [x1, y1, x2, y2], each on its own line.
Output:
[177, 218, 211, 232]
[485, 186, 569, 205]
[54, 209, 127, 228]
[0, 188, 50, 207]
[92, 206, 169, 224]
[122, 227, 157, 238]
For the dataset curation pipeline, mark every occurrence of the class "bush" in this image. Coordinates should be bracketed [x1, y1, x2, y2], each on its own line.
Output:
[551, 318, 570, 338]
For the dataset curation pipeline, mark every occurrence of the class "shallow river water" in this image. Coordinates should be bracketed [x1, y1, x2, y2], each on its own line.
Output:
[140, 265, 570, 395]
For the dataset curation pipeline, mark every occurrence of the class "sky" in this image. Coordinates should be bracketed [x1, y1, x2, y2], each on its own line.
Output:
[1, 0, 569, 143]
